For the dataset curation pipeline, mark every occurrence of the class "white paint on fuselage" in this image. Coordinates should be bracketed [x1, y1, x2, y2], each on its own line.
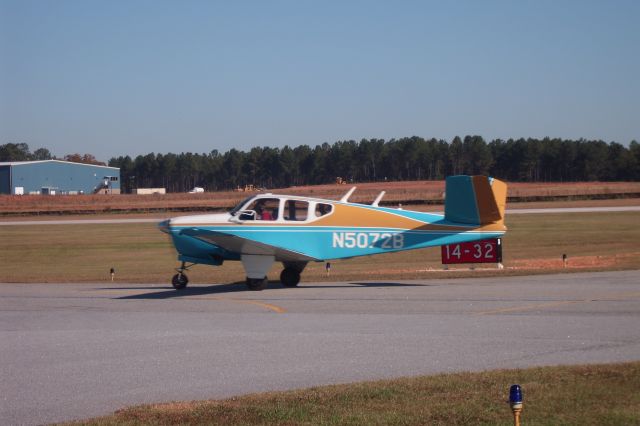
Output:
[169, 213, 231, 226]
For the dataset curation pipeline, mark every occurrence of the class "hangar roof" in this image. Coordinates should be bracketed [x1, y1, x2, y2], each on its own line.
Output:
[0, 160, 119, 169]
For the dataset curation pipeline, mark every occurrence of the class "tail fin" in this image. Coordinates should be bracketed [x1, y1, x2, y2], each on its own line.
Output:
[444, 175, 507, 225]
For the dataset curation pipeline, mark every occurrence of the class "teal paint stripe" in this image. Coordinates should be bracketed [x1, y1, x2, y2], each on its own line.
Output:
[444, 176, 480, 224]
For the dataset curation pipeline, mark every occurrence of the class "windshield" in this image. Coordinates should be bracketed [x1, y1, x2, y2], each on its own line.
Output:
[229, 196, 255, 216]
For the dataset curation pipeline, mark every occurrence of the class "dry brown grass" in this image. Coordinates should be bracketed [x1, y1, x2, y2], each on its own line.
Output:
[1, 181, 639, 216]
[1, 211, 638, 284]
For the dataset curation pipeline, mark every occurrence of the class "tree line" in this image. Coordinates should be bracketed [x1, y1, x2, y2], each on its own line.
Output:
[0, 143, 105, 165]
[2, 137, 639, 193]
[108, 137, 640, 193]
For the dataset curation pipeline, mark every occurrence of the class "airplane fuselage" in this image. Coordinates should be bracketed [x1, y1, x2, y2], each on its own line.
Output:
[160, 176, 508, 290]
[164, 202, 505, 264]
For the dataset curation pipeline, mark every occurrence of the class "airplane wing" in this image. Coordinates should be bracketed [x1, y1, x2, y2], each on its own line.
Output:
[180, 228, 319, 262]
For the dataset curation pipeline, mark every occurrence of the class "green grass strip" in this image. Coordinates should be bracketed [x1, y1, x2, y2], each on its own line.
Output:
[63, 362, 640, 425]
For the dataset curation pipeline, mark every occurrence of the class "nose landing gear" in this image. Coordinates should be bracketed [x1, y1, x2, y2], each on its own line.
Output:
[171, 262, 192, 290]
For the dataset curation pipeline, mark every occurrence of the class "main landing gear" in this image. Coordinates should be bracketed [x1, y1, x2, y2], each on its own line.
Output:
[240, 257, 307, 291]
[171, 262, 192, 290]
[246, 276, 268, 291]
[280, 262, 306, 288]
[280, 268, 301, 287]
[241, 255, 274, 291]
[170, 258, 308, 291]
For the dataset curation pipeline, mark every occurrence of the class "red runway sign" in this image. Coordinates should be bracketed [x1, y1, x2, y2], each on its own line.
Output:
[441, 238, 502, 264]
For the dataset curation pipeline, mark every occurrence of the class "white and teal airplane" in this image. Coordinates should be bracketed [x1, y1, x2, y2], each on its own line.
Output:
[160, 175, 507, 290]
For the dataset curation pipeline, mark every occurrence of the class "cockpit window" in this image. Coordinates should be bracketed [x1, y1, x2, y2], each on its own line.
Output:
[243, 198, 280, 220]
[315, 203, 333, 217]
[230, 196, 255, 216]
[285, 200, 308, 221]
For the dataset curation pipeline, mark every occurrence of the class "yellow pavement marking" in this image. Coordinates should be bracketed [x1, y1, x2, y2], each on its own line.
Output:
[475, 291, 640, 316]
[168, 296, 287, 313]
[85, 289, 151, 295]
[218, 298, 287, 314]
[475, 300, 583, 316]
[87, 288, 287, 313]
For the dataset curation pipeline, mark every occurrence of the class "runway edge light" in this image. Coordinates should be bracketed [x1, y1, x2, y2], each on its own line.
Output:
[509, 384, 523, 426]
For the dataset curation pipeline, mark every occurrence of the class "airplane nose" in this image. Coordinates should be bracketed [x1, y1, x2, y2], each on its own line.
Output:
[158, 219, 171, 234]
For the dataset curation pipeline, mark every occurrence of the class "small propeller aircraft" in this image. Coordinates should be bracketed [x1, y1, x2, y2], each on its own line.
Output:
[160, 175, 507, 290]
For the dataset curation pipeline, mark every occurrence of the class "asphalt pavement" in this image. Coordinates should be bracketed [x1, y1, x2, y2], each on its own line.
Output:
[1, 270, 639, 425]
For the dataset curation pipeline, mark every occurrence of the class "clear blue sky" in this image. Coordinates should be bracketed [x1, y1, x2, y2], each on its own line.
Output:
[1, 0, 638, 162]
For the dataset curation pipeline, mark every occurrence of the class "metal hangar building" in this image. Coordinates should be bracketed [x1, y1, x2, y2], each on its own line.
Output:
[0, 160, 121, 195]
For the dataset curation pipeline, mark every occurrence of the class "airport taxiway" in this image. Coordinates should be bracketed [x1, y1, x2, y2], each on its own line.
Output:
[1, 270, 639, 425]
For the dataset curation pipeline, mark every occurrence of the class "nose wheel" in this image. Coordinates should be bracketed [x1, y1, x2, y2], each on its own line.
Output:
[172, 273, 189, 289]
[171, 262, 192, 290]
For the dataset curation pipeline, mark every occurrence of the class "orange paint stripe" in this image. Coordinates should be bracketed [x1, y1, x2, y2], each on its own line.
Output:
[314, 204, 423, 228]
[202, 297, 287, 313]
[231, 299, 287, 313]
[490, 178, 508, 220]
[475, 300, 584, 315]
[473, 176, 500, 224]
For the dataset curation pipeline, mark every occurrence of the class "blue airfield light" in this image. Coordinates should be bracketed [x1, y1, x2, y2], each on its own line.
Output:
[509, 384, 523, 407]
[509, 384, 523, 426]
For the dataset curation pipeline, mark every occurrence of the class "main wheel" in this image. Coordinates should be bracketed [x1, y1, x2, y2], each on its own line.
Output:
[280, 268, 301, 287]
[172, 273, 188, 290]
[246, 277, 267, 291]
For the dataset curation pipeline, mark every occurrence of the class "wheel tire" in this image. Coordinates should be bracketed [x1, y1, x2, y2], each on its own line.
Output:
[172, 273, 188, 290]
[280, 268, 301, 287]
[246, 277, 267, 291]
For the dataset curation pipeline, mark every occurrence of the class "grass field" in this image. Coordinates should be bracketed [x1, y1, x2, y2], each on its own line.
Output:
[1, 211, 638, 284]
[2, 181, 639, 215]
[63, 361, 640, 425]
